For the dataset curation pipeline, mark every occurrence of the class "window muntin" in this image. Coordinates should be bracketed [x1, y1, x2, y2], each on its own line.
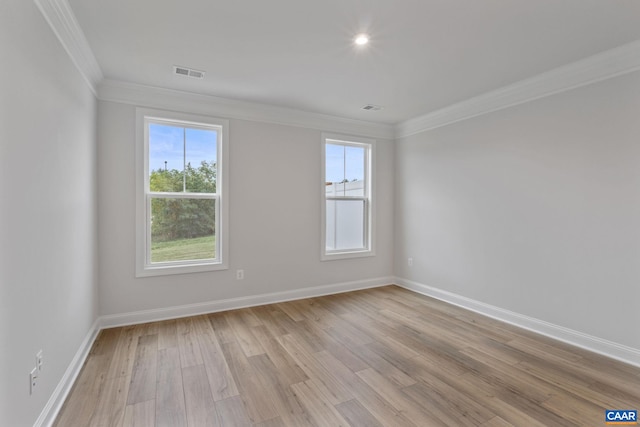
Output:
[322, 135, 374, 259]
[136, 109, 228, 276]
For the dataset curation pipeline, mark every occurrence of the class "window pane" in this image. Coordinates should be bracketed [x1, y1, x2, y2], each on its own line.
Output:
[325, 143, 365, 197]
[150, 197, 216, 262]
[326, 199, 365, 251]
[344, 146, 364, 181]
[345, 145, 365, 197]
[185, 128, 217, 193]
[326, 199, 336, 249]
[149, 124, 185, 192]
[325, 180, 365, 198]
[326, 143, 345, 187]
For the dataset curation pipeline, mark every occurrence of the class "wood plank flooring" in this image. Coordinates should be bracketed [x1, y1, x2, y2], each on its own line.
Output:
[54, 285, 640, 426]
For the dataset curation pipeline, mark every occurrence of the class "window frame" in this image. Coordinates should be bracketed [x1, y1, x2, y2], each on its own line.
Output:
[321, 133, 375, 261]
[135, 108, 229, 277]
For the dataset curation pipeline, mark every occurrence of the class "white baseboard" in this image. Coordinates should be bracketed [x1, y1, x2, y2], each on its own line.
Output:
[32, 276, 640, 425]
[37, 277, 392, 425]
[34, 318, 101, 427]
[395, 277, 640, 368]
[100, 276, 393, 328]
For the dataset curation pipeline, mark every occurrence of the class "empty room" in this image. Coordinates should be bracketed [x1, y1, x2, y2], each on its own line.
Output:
[2, 0, 640, 426]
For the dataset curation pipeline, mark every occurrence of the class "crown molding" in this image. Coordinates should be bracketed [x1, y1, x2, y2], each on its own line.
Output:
[32, 0, 391, 138]
[34, 0, 103, 95]
[31, 0, 640, 140]
[98, 79, 395, 140]
[396, 39, 640, 139]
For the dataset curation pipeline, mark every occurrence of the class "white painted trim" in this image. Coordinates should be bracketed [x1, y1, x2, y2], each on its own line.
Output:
[34, 0, 103, 95]
[101, 276, 394, 328]
[99, 79, 395, 140]
[34, 318, 101, 427]
[31, 0, 640, 140]
[37, 277, 391, 423]
[320, 134, 376, 261]
[395, 277, 640, 368]
[33, 276, 640, 424]
[135, 108, 230, 277]
[395, 40, 640, 138]
[31, 1, 389, 138]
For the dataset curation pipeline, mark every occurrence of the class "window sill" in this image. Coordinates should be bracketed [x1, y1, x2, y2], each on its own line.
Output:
[136, 261, 228, 277]
[321, 249, 375, 261]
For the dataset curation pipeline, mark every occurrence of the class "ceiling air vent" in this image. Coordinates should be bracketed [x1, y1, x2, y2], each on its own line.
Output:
[173, 65, 205, 79]
[361, 104, 382, 111]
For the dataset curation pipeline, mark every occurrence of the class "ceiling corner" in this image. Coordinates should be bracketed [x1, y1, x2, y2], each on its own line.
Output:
[395, 39, 640, 139]
[34, 0, 103, 94]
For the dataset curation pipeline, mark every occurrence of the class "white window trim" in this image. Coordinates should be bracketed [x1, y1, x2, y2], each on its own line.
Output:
[321, 133, 376, 261]
[135, 108, 229, 277]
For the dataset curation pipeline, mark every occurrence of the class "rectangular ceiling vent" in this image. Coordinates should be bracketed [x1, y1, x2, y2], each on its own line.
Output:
[361, 104, 382, 111]
[173, 65, 205, 79]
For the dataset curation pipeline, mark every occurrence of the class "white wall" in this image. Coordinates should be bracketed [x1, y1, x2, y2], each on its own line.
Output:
[4, 2, 637, 423]
[0, 1, 99, 425]
[98, 100, 394, 316]
[395, 71, 640, 350]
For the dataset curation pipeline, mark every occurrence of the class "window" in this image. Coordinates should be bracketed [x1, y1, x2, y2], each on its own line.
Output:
[136, 109, 229, 276]
[321, 133, 375, 260]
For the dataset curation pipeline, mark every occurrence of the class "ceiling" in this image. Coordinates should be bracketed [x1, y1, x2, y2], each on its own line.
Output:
[67, 0, 640, 124]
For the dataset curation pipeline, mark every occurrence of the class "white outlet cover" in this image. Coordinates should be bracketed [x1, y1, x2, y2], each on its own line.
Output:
[30, 367, 37, 394]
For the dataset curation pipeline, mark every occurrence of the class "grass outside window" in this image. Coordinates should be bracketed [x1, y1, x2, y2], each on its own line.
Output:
[151, 235, 215, 262]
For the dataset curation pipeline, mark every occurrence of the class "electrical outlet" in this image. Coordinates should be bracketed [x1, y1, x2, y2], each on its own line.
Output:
[408, 257, 413, 267]
[36, 350, 43, 371]
[236, 269, 244, 280]
[29, 367, 38, 394]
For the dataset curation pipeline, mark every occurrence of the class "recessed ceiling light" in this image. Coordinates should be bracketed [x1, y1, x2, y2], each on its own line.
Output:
[354, 34, 369, 46]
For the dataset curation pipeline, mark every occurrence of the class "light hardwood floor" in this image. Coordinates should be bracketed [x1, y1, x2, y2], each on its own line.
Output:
[54, 285, 640, 426]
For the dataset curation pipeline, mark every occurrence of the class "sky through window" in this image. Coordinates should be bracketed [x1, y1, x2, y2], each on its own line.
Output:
[325, 143, 365, 183]
[149, 123, 217, 173]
